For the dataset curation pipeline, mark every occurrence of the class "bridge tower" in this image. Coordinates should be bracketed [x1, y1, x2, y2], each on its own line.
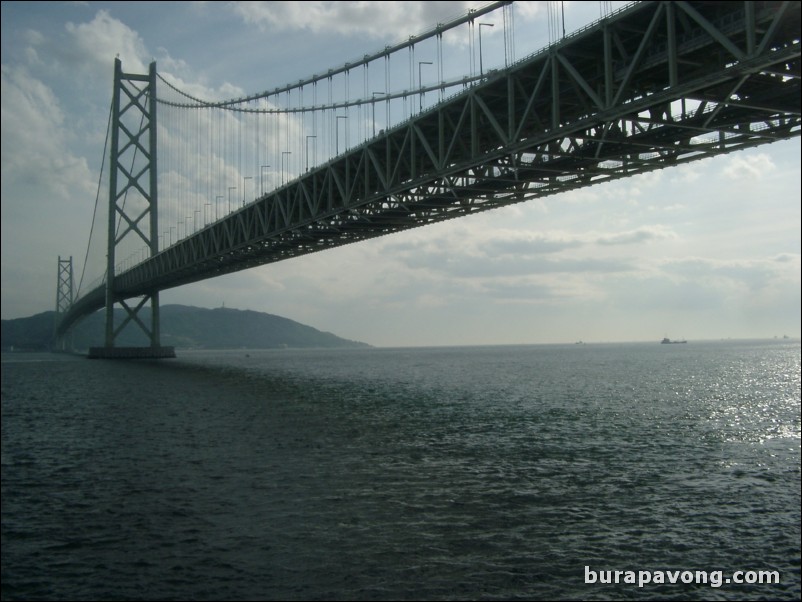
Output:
[53, 255, 74, 351]
[89, 59, 174, 359]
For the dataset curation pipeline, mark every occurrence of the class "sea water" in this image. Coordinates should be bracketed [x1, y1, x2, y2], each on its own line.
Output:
[1, 340, 799, 600]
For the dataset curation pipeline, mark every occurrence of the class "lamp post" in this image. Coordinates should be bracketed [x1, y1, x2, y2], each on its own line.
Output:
[479, 23, 494, 76]
[281, 151, 291, 185]
[204, 203, 211, 226]
[372, 92, 386, 137]
[194, 210, 200, 232]
[261, 165, 270, 195]
[306, 135, 317, 172]
[418, 61, 433, 111]
[243, 176, 253, 206]
[228, 187, 236, 214]
[216, 196, 223, 220]
[336, 115, 348, 155]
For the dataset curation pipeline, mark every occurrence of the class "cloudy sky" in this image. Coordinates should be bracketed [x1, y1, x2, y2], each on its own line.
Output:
[2, 1, 800, 347]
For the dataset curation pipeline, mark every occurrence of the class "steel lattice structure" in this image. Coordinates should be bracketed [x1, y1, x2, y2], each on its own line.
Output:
[55, 256, 74, 315]
[53, 256, 74, 351]
[57, 0, 801, 339]
[86, 59, 172, 356]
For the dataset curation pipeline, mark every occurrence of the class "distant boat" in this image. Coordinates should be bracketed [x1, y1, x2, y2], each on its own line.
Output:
[661, 337, 687, 344]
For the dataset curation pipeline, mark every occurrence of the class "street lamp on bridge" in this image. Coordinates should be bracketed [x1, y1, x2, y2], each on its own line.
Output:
[418, 61, 433, 111]
[336, 115, 348, 155]
[306, 136, 317, 172]
[243, 176, 253, 206]
[479, 22, 494, 76]
[261, 165, 270, 195]
[281, 151, 292, 185]
[372, 92, 386, 137]
[216, 196, 223, 221]
[228, 187, 236, 214]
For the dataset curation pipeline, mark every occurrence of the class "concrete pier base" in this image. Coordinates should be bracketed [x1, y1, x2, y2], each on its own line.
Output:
[88, 346, 176, 359]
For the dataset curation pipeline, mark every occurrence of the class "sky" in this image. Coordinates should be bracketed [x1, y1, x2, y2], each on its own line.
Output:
[1, 1, 800, 348]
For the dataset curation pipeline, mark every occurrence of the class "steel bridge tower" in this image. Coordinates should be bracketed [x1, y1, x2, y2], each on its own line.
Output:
[53, 255, 74, 351]
[89, 59, 174, 359]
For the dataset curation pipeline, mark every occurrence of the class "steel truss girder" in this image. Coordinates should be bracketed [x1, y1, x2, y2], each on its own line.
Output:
[60, 0, 801, 334]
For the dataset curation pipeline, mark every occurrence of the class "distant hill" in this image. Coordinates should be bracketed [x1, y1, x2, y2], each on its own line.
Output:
[1, 305, 370, 351]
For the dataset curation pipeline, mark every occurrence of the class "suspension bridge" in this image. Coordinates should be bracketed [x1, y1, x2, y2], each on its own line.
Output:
[52, 0, 801, 358]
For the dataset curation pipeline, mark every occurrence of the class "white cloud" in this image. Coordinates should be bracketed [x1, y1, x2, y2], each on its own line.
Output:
[229, 1, 482, 39]
[64, 10, 149, 75]
[0, 65, 92, 204]
[722, 153, 777, 180]
[595, 225, 678, 246]
[24, 29, 45, 45]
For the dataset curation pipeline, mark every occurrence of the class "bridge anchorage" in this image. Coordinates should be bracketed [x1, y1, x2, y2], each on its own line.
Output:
[54, 0, 800, 358]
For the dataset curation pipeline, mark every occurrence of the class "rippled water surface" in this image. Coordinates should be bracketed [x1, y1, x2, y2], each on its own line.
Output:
[2, 340, 800, 600]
